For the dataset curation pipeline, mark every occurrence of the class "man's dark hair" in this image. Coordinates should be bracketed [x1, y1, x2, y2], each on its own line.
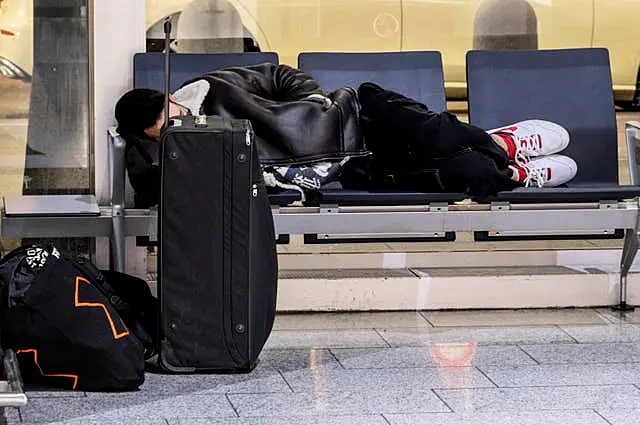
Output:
[115, 88, 165, 136]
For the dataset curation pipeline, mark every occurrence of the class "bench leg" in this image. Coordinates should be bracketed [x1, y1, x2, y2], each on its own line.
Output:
[616, 228, 639, 312]
[110, 206, 126, 273]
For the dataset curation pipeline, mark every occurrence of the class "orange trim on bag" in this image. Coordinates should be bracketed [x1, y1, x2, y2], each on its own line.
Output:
[16, 349, 79, 390]
[75, 276, 130, 339]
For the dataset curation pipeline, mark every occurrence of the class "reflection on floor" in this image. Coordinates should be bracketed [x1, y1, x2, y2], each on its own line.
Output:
[4, 308, 640, 424]
[6, 309, 640, 425]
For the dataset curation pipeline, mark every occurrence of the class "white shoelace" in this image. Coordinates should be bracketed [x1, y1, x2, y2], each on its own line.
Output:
[262, 171, 306, 202]
[512, 133, 543, 167]
[522, 165, 548, 188]
[514, 149, 529, 167]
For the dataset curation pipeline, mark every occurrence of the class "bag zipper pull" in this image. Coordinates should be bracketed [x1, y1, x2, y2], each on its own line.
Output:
[245, 128, 251, 146]
[252, 184, 258, 197]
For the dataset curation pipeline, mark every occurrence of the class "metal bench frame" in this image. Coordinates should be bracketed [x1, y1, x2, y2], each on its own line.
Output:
[3, 122, 639, 309]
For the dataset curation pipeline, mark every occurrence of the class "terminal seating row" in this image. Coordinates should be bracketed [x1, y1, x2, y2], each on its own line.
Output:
[2, 48, 640, 310]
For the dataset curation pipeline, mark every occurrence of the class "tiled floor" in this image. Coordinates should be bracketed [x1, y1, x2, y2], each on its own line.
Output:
[6, 308, 640, 425]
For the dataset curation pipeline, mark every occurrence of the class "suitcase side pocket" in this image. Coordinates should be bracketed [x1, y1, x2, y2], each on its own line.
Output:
[224, 121, 254, 368]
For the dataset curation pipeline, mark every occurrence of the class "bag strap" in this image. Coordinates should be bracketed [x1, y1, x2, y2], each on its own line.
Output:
[67, 254, 130, 314]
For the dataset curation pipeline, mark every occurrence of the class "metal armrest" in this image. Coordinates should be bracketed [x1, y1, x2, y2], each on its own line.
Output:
[107, 127, 126, 208]
[625, 121, 640, 186]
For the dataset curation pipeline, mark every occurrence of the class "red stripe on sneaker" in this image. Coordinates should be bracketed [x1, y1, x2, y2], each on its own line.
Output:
[494, 133, 517, 159]
[509, 164, 526, 183]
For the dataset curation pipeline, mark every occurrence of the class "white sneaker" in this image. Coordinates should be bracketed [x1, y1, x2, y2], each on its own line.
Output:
[509, 155, 578, 188]
[489, 120, 570, 164]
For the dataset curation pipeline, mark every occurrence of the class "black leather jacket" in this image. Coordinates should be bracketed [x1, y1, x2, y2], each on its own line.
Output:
[121, 63, 366, 208]
[181, 63, 366, 165]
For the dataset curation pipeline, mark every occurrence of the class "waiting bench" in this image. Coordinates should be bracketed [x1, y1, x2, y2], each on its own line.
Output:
[2, 49, 640, 310]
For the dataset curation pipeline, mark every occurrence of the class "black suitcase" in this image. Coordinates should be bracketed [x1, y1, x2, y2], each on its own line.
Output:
[157, 115, 278, 373]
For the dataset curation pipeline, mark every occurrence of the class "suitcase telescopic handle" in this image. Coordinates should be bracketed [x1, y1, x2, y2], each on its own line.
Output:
[163, 17, 172, 130]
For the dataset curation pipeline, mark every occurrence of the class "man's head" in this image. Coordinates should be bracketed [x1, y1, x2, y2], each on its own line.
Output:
[115, 88, 185, 138]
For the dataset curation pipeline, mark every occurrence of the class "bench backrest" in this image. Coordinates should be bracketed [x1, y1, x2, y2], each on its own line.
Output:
[467, 48, 619, 186]
[133, 52, 280, 92]
[298, 51, 447, 113]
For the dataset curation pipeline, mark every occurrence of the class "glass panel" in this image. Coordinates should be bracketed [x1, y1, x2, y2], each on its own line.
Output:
[144, 0, 639, 104]
[0, 0, 91, 254]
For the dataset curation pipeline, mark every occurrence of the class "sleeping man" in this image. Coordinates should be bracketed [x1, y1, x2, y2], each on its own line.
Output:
[114, 63, 577, 207]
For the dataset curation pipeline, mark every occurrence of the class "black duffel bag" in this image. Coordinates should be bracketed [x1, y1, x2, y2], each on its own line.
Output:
[0, 244, 158, 392]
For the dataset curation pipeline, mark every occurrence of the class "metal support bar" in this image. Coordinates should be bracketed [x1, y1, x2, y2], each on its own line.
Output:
[108, 128, 128, 272]
[111, 205, 126, 273]
[617, 227, 639, 312]
[273, 204, 638, 235]
[626, 121, 640, 186]
[615, 121, 640, 311]
[0, 208, 156, 238]
[3, 203, 638, 239]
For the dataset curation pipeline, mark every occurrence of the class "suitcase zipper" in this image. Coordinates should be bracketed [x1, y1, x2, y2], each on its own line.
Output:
[223, 128, 243, 367]
[247, 124, 255, 368]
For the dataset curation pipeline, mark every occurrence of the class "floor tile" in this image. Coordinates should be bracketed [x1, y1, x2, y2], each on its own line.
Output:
[139, 369, 291, 395]
[169, 415, 388, 425]
[378, 326, 573, 347]
[384, 410, 609, 425]
[281, 367, 495, 392]
[595, 409, 640, 425]
[436, 385, 640, 413]
[560, 324, 640, 343]
[331, 345, 536, 369]
[228, 390, 449, 417]
[259, 349, 342, 373]
[520, 342, 640, 364]
[264, 330, 389, 349]
[422, 309, 607, 327]
[274, 312, 432, 331]
[479, 363, 640, 387]
[4, 393, 236, 424]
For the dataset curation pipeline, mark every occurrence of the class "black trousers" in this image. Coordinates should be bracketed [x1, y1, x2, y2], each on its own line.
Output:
[343, 82, 519, 200]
